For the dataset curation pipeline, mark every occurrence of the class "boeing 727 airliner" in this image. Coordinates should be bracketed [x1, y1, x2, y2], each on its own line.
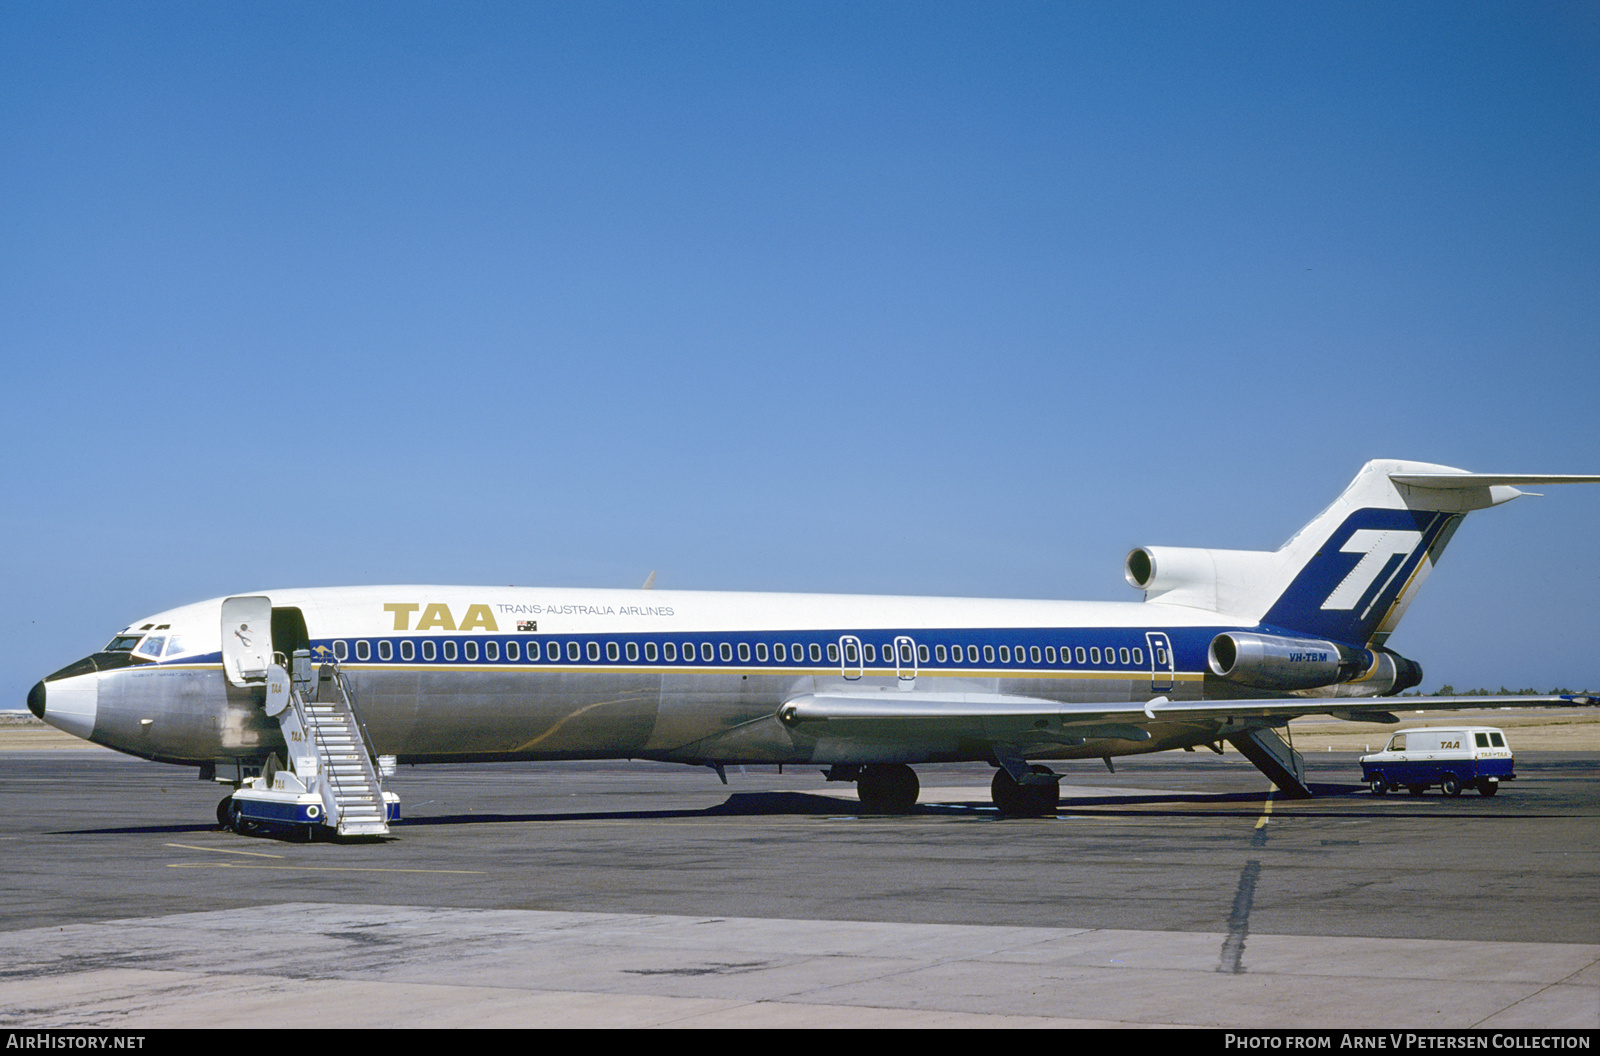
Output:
[26, 460, 1599, 835]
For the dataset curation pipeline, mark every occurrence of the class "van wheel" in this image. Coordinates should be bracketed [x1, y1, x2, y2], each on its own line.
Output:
[1478, 780, 1499, 797]
[1441, 775, 1463, 797]
[1369, 775, 1388, 796]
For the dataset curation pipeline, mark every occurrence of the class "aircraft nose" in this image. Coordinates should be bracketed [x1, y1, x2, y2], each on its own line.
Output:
[30, 666, 98, 740]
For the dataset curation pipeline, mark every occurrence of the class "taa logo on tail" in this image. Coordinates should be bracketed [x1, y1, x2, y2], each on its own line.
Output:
[1320, 530, 1424, 614]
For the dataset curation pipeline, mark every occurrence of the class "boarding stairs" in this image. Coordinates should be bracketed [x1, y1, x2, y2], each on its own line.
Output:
[263, 650, 393, 836]
[1225, 725, 1313, 799]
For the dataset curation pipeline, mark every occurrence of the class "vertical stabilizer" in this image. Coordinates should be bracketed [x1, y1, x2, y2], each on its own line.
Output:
[1260, 461, 1592, 646]
[1132, 461, 1597, 648]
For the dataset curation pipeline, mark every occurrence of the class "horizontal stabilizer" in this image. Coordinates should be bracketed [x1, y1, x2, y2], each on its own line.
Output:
[1390, 473, 1600, 489]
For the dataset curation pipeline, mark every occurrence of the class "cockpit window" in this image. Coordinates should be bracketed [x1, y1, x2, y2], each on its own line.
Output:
[134, 636, 166, 659]
[105, 635, 143, 653]
[164, 636, 188, 657]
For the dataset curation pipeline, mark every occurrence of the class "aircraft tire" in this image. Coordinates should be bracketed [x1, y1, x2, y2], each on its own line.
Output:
[991, 766, 1060, 817]
[1441, 774, 1463, 797]
[856, 764, 919, 815]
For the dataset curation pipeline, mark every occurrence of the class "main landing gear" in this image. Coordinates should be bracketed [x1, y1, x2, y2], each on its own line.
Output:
[990, 765, 1061, 816]
[827, 762, 1062, 817]
[855, 764, 921, 814]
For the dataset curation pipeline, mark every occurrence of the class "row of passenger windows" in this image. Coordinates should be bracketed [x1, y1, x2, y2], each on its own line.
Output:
[332, 637, 1148, 668]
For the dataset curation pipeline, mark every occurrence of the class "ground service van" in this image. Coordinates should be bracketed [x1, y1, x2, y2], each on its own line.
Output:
[1360, 726, 1514, 797]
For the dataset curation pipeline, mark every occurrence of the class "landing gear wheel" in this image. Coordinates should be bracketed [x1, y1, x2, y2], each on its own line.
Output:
[216, 795, 235, 831]
[856, 764, 920, 815]
[1441, 774, 1463, 797]
[991, 766, 1061, 816]
[1369, 775, 1388, 796]
[1478, 779, 1499, 797]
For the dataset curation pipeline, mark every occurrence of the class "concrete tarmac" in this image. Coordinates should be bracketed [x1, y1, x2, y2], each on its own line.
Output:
[1, 738, 1596, 1029]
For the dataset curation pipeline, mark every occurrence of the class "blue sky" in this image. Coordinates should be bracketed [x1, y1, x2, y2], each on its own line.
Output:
[3, 1, 1596, 708]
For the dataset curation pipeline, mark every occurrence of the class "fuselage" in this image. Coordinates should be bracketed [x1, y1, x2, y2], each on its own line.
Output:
[32, 584, 1293, 771]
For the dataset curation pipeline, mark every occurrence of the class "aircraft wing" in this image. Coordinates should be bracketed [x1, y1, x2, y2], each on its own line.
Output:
[778, 690, 1595, 741]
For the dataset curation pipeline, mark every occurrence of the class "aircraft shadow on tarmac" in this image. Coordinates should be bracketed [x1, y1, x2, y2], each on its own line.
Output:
[48, 782, 1552, 837]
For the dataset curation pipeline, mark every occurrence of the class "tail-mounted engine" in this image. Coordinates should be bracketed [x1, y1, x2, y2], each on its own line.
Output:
[1207, 632, 1422, 695]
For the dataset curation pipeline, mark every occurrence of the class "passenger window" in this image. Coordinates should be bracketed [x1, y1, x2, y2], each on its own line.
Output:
[828, 643, 839, 662]
[486, 641, 499, 661]
[1075, 646, 1086, 664]
[464, 641, 478, 662]
[701, 643, 714, 662]
[794, 642, 805, 661]
[505, 641, 519, 661]
[567, 642, 580, 661]
[738, 643, 750, 662]
[334, 640, 349, 661]
[626, 642, 639, 661]
[983, 645, 995, 663]
[422, 640, 436, 661]
[720, 643, 733, 662]
[755, 643, 767, 662]
[809, 643, 821, 663]
[645, 642, 657, 661]
[999, 646, 1010, 663]
[524, 641, 538, 661]
[663, 642, 676, 661]
[774, 643, 786, 662]
[936, 644, 948, 662]
[1031, 646, 1042, 663]
[967, 645, 978, 663]
[864, 644, 876, 663]
[917, 644, 928, 663]
[1090, 647, 1101, 663]
[443, 641, 457, 661]
[1119, 647, 1130, 664]
[401, 640, 415, 661]
[356, 640, 371, 661]
[607, 642, 619, 661]
[379, 641, 393, 661]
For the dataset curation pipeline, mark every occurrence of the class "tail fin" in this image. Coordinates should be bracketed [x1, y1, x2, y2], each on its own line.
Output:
[1130, 460, 1599, 647]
